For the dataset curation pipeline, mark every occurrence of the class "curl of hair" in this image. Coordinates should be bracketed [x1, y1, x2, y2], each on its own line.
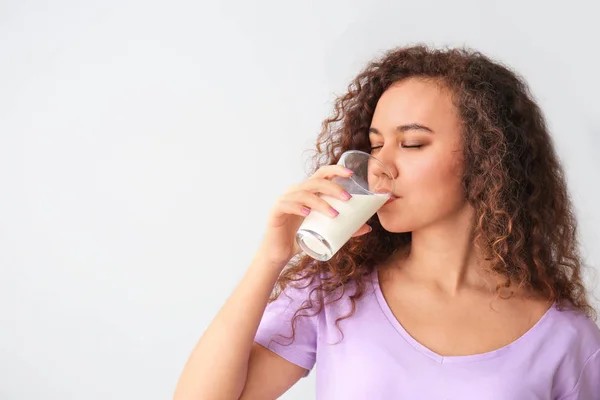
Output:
[271, 44, 596, 345]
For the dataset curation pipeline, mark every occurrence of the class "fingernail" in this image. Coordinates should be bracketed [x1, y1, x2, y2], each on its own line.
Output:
[341, 191, 352, 200]
[301, 207, 311, 215]
[344, 168, 354, 175]
[329, 207, 339, 217]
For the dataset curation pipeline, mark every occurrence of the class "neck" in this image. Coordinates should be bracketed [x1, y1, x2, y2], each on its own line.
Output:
[396, 206, 496, 296]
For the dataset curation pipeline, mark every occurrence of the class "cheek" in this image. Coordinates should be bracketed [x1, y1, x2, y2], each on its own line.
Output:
[403, 153, 464, 204]
[377, 154, 465, 232]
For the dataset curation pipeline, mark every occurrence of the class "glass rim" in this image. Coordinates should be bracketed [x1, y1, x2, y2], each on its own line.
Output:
[338, 150, 395, 196]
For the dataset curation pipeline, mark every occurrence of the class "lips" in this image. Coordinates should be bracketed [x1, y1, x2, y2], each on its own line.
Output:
[384, 196, 399, 205]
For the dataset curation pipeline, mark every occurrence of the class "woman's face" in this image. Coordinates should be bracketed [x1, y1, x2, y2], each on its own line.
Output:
[369, 78, 468, 233]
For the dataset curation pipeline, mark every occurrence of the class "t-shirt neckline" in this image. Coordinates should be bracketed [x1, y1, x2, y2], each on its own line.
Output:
[372, 268, 557, 364]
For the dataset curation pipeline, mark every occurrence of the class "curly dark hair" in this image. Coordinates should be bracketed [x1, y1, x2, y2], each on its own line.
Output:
[271, 44, 596, 341]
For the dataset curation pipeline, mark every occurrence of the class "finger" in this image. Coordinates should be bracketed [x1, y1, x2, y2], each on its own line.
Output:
[310, 164, 354, 180]
[351, 224, 372, 237]
[273, 199, 314, 219]
[290, 178, 352, 202]
[282, 191, 339, 218]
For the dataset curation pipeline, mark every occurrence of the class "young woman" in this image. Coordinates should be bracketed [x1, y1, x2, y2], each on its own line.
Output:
[174, 45, 600, 399]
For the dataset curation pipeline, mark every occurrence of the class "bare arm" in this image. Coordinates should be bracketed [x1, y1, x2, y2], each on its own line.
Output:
[238, 343, 307, 399]
[173, 252, 305, 400]
[173, 165, 365, 399]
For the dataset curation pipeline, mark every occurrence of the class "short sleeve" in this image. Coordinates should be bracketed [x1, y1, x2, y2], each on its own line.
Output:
[254, 279, 319, 374]
[561, 348, 600, 400]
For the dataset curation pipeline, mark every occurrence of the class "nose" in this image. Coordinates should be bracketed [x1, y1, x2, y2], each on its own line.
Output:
[371, 148, 398, 180]
[367, 155, 397, 195]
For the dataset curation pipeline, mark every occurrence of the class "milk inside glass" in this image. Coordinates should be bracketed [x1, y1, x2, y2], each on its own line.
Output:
[296, 162, 392, 261]
[297, 193, 389, 258]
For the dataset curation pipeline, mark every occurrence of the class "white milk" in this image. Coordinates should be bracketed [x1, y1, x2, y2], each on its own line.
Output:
[297, 193, 389, 259]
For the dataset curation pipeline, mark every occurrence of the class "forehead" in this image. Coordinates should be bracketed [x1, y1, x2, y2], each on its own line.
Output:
[371, 78, 460, 128]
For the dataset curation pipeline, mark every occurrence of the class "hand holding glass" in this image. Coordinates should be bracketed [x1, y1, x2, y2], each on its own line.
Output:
[295, 150, 395, 261]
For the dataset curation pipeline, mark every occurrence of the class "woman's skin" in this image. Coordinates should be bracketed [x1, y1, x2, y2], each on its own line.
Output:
[173, 78, 552, 400]
[371, 78, 551, 357]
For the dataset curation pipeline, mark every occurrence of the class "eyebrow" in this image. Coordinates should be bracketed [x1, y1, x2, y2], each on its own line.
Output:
[369, 124, 434, 135]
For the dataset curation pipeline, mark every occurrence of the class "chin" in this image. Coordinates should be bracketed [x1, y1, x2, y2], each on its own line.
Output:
[377, 200, 471, 234]
[377, 207, 415, 233]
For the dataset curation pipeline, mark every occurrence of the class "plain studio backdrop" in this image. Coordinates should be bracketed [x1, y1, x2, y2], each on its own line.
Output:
[1, 0, 599, 399]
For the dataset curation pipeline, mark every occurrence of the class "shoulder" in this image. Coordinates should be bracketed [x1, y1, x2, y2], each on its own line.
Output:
[272, 269, 377, 319]
[548, 305, 600, 399]
[278, 268, 375, 299]
[549, 304, 600, 353]
[543, 304, 600, 394]
[268, 273, 322, 314]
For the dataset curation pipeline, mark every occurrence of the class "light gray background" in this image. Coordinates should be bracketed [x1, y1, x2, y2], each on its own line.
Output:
[1, 1, 599, 399]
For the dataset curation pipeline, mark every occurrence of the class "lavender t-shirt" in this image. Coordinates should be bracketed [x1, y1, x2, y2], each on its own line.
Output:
[255, 269, 600, 399]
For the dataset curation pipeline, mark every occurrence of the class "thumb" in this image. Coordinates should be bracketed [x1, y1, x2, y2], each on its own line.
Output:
[351, 224, 372, 238]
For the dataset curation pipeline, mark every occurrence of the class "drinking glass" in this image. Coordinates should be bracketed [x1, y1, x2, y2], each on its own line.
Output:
[295, 150, 395, 261]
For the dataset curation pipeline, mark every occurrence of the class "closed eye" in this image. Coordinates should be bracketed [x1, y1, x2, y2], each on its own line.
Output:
[370, 144, 423, 152]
